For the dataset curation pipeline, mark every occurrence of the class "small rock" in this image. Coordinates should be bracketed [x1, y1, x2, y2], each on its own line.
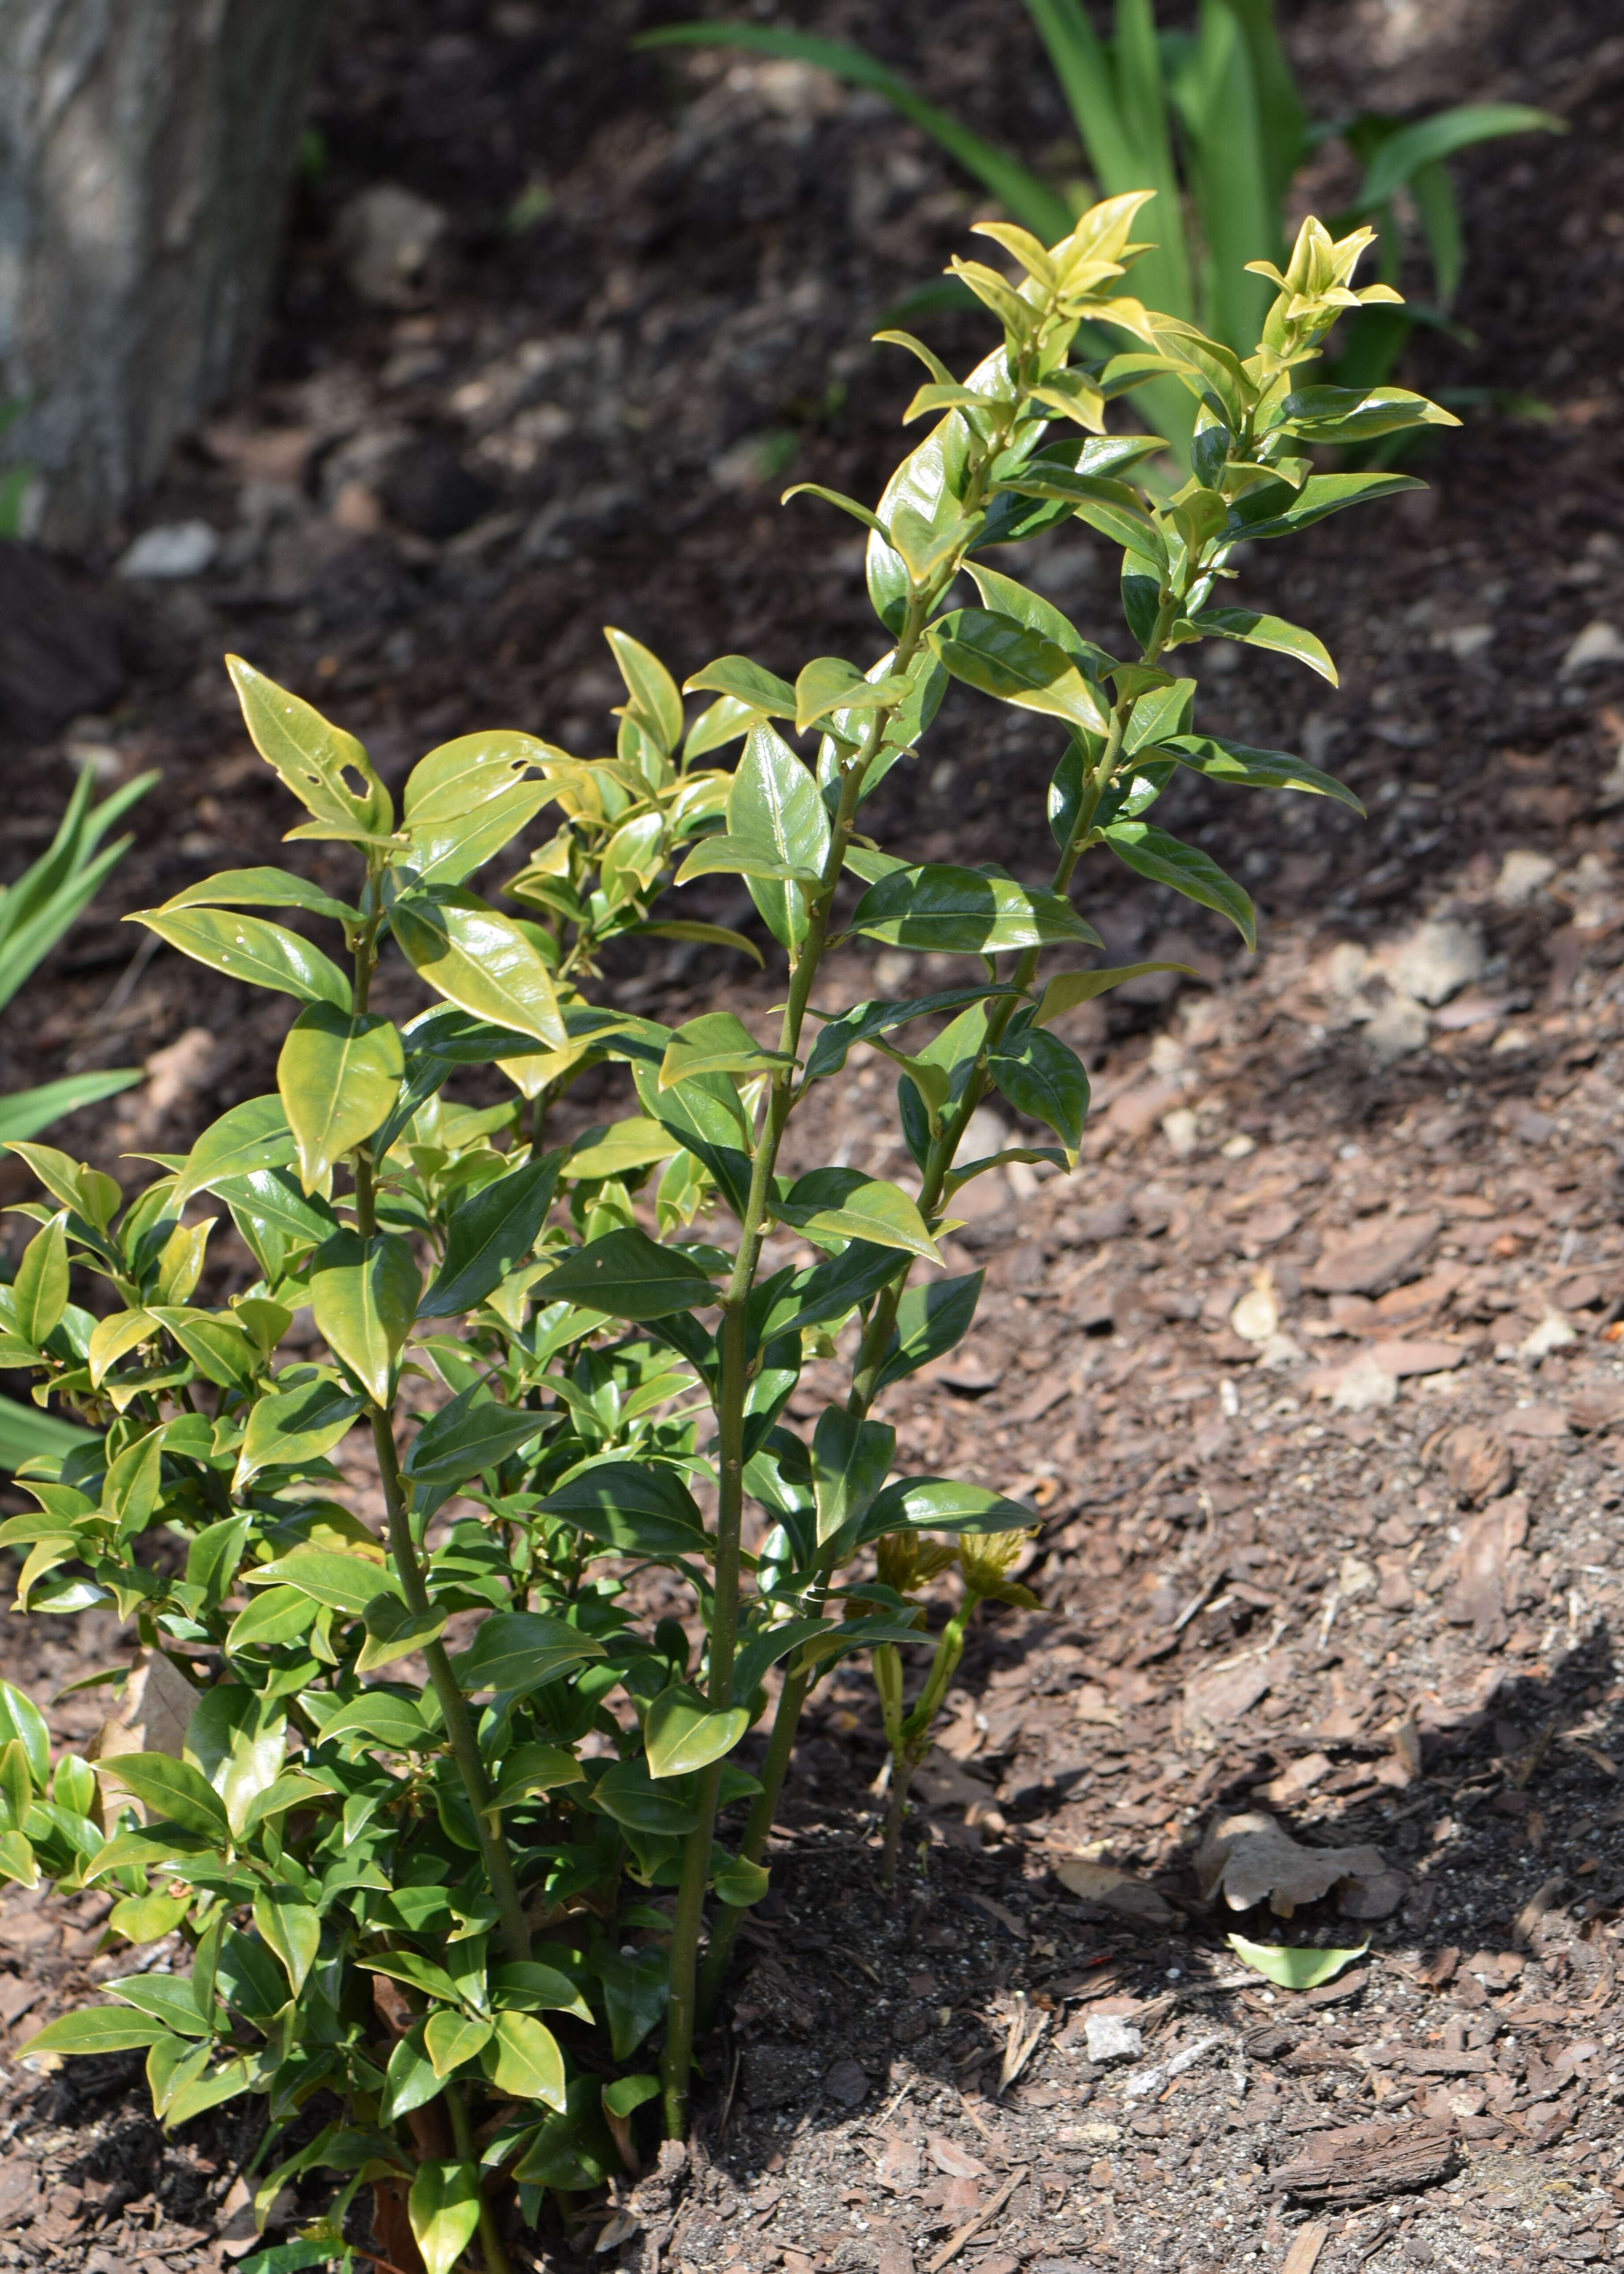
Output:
[1519, 1311, 1577, 1361]
[1431, 623, 1493, 660]
[1389, 917, 1485, 1007]
[1494, 848, 1558, 905]
[1561, 620, 1624, 673]
[1160, 1105, 1200, 1157]
[1085, 2014, 1143, 2064]
[336, 183, 449, 306]
[1230, 1272, 1279, 1344]
[1361, 995, 1430, 1064]
[1221, 1131, 1257, 1159]
[116, 519, 219, 579]
[1328, 1354, 1398, 1412]
[823, 2057, 869, 2107]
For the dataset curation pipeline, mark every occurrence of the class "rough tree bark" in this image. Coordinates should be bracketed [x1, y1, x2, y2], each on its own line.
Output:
[0, 0, 325, 545]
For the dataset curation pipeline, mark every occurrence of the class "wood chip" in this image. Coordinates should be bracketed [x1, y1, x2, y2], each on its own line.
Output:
[1282, 2224, 1329, 2274]
[1267, 2118, 1457, 2206]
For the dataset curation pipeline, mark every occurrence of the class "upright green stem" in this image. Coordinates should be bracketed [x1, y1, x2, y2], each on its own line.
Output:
[702, 594, 1187, 1981]
[661, 600, 932, 2135]
[350, 906, 531, 1971]
[445, 2074, 515, 2274]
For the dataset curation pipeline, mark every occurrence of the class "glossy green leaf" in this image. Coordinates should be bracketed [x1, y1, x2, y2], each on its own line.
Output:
[1227, 1933, 1368, 1989]
[253, 1888, 321, 1997]
[592, 1756, 699, 1837]
[538, 1460, 708, 1557]
[793, 655, 908, 734]
[847, 863, 1101, 955]
[321, 1692, 433, 1749]
[930, 605, 1112, 736]
[1228, 469, 1424, 542]
[527, 1227, 717, 1321]
[726, 722, 831, 950]
[1180, 605, 1335, 683]
[143, 1304, 259, 1390]
[408, 2160, 482, 2274]
[12, 1215, 67, 1346]
[402, 728, 550, 828]
[128, 907, 351, 1008]
[1163, 732, 1364, 812]
[227, 655, 393, 839]
[418, 1149, 563, 1318]
[672, 834, 822, 887]
[310, 1232, 420, 1405]
[381, 2024, 444, 2122]
[810, 1405, 896, 1545]
[391, 889, 565, 1047]
[248, 1546, 396, 1616]
[987, 1026, 1090, 1157]
[233, 1376, 362, 1493]
[566, 1116, 678, 1181]
[356, 1593, 448, 1675]
[1273, 382, 1460, 443]
[482, 2010, 567, 2109]
[681, 654, 796, 719]
[708, 1856, 768, 1916]
[858, 1475, 1034, 1544]
[93, 1753, 228, 1839]
[606, 627, 685, 754]
[277, 1007, 403, 1194]
[449, 1611, 606, 1697]
[404, 1385, 545, 1490]
[226, 1586, 318, 1654]
[1034, 962, 1197, 1025]
[1101, 820, 1256, 948]
[24, 2005, 175, 2057]
[645, 1684, 749, 1779]
[173, 1096, 298, 1206]
[424, 2009, 494, 2080]
[775, 1169, 941, 1263]
[872, 1270, 984, 1395]
[658, 1011, 792, 1091]
[156, 867, 361, 926]
[0, 1684, 47, 1788]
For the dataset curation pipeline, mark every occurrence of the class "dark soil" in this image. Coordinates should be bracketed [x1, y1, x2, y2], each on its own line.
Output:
[5, 2, 1624, 2271]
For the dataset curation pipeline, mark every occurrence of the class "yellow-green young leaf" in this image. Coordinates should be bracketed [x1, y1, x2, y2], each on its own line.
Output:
[390, 889, 565, 1046]
[407, 2159, 482, 2274]
[13, 1214, 67, 1345]
[401, 729, 554, 828]
[424, 2008, 494, 2079]
[277, 1007, 404, 1194]
[565, 1117, 677, 1182]
[127, 907, 353, 1008]
[356, 1594, 448, 1675]
[793, 656, 908, 733]
[145, 1307, 261, 1391]
[151, 1218, 213, 1305]
[245, 1546, 394, 1615]
[226, 655, 394, 840]
[485, 2010, 567, 2109]
[657, 1011, 793, 1091]
[101, 1429, 163, 1538]
[310, 1232, 420, 1406]
[774, 1169, 941, 1264]
[1226, 1934, 1368, 1990]
[253, 1888, 321, 1995]
[226, 1586, 318, 1653]
[1035, 963, 1198, 1026]
[606, 626, 685, 755]
[108, 1891, 190, 1944]
[645, 1684, 749, 1779]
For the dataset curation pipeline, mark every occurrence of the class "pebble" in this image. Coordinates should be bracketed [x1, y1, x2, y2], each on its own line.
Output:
[1561, 619, 1624, 672]
[1085, 2013, 1144, 2064]
[115, 519, 218, 579]
[336, 183, 448, 306]
[1389, 917, 1486, 1007]
[1494, 848, 1558, 905]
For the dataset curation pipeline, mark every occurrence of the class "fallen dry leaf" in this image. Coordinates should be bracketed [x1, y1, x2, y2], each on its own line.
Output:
[1307, 1214, 1441, 1296]
[1441, 1492, 1530, 1648]
[1051, 1855, 1176, 1926]
[1433, 1422, 1514, 1503]
[1195, 1810, 1392, 1919]
[1181, 1652, 1286, 1743]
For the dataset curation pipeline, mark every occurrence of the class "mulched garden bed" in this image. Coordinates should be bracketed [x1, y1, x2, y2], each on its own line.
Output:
[5, 2, 1624, 2270]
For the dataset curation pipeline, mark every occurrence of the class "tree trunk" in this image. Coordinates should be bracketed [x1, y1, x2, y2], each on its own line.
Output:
[0, 0, 325, 545]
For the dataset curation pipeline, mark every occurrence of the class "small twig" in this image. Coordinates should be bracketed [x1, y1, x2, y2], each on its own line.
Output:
[1169, 1562, 1229, 1635]
[718, 2042, 742, 2138]
[996, 1993, 1048, 2097]
[926, 2163, 1030, 2274]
